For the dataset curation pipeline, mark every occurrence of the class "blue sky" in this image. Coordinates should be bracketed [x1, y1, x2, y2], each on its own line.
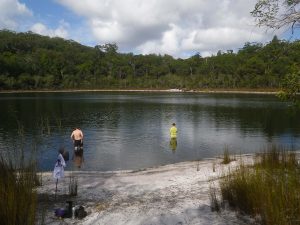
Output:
[0, 0, 298, 58]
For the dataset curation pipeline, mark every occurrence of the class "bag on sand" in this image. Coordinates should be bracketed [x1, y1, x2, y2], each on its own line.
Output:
[55, 208, 66, 217]
[75, 206, 87, 219]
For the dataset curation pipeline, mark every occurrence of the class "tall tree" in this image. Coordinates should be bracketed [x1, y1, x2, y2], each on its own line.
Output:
[252, 0, 300, 104]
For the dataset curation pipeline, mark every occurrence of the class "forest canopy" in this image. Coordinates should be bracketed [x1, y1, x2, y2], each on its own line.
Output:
[0, 30, 300, 90]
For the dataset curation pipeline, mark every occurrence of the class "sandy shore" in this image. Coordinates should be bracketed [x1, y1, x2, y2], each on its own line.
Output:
[37, 156, 256, 225]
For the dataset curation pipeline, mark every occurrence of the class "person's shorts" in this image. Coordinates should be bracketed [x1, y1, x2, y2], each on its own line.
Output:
[74, 140, 83, 156]
[74, 140, 83, 147]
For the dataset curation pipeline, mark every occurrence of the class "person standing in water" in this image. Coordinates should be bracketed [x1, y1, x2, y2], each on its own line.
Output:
[170, 123, 177, 138]
[71, 128, 84, 168]
[169, 123, 178, 152]
[71, 127, 84, 150]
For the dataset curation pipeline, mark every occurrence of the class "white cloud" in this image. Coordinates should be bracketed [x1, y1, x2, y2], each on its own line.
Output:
[30, 20, 69, 39]
[0, 0, 32, 29]
[35, 0, 283, 57]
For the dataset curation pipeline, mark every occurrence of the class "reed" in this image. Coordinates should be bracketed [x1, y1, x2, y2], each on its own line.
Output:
[219, 146, 300, 225]
[209, 184, 221, 212]
[69, 173, 78, 196]
[0, 121, 47, 225]
[0, 155, 37, 225]
[222, 146, 234, 164]
[37, 116, 51, 136]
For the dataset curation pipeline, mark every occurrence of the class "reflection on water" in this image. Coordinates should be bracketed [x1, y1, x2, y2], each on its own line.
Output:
[169, 138, 177, 153]
[0, 92, 299, 171]
[73, 150, 84, 169]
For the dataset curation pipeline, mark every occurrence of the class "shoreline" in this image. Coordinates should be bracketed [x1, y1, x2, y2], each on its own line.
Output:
[0, 88, 280, 95]
[37, 156, 255, 225]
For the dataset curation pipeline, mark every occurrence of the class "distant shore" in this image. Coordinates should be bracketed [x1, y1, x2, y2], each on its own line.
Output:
[0, 88, 280, 95]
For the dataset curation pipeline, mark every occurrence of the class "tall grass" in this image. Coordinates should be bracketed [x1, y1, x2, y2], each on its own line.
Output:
[0, 122, 41, 225]
[209, 184, 221, 212]
[222, 146, 235, 164]
[0, 155, 37, 225]
[69, 173, 78, 196]
[219, 146, 300, 225]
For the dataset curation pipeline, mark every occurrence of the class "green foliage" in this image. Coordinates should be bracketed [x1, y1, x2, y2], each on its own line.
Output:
[220, 146, 300, 225]
[277, 65, 300, 106]
[0, 30, 300, 90]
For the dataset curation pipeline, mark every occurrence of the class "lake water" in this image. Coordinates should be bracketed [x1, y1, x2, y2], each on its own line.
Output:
[0, 91, 299, 171]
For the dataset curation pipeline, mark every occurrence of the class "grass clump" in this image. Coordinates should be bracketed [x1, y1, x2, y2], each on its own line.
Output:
[0, 156, 37, 225]
[219, 146, 300, 225]
[69, 173, 78, 196]
[209, 184, 221, 212]
[222, 146, 235, 164]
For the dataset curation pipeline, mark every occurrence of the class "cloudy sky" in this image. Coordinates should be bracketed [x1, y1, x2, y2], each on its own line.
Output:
[0, 0, 292, 58]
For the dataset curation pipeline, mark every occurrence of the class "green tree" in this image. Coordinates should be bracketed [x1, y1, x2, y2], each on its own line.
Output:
[0, 29, 299, 91]
[252, 1, 300, 104]
[277, 65, 300, 105]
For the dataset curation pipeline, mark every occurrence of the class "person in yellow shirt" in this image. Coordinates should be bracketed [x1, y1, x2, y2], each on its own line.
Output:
[169, 123, 178, 152]
[170, 123, 177, 138]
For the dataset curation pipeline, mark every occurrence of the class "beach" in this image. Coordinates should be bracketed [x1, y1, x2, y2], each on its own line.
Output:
[37, 156, 255, 225]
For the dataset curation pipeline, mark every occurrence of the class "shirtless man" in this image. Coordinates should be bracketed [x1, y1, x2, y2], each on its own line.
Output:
[70, 128, 84, 152]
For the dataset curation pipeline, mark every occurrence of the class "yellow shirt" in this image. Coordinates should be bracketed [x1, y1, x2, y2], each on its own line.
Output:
[170, 126, 177, 138]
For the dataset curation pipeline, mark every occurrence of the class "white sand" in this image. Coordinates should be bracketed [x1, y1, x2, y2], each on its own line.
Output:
[37, 156, 256, 225]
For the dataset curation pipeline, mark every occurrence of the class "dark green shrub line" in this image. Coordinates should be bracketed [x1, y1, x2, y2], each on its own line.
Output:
[1, 30, 300, 92]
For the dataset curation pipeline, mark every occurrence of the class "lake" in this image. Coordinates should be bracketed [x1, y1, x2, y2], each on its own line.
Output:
[0, 91, 299, 171]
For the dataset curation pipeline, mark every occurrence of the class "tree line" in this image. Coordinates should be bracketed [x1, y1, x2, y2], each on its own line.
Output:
[0, 29, 299, 90]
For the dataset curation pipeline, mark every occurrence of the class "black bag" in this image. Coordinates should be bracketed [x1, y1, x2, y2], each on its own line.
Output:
[75, 206, 87, 219]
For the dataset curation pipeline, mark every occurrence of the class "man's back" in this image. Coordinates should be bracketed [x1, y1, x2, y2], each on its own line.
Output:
[71, 129, 83, 140]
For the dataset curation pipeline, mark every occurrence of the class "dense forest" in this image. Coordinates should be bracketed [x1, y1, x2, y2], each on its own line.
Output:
[0, 29, 299, 90]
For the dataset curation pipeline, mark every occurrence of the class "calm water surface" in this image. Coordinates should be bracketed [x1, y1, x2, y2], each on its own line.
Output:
[0, 92, 299, 171]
